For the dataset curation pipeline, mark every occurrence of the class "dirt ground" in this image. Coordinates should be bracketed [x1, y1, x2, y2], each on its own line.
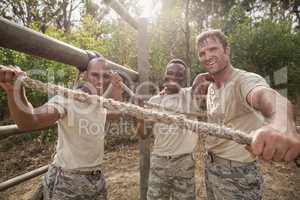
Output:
[0, 135, 300, 200]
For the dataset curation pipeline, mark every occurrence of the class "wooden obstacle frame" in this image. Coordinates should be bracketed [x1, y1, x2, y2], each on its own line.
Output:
[0, 1, 151, 199]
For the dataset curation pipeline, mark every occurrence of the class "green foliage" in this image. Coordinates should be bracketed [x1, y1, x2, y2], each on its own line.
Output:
[226, 18, 300, 99]
[0, 25, 77, 118]
[148, 0, 188, 84]
[39, 127, 58, 144]
[103, 20, 137, 69]
[1, 0, 300, 122]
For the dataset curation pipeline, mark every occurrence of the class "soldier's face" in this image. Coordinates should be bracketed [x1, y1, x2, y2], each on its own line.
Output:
[86, 62, 111, 95]
[163, 63, 186, 94]
[198, 37, 230, 75]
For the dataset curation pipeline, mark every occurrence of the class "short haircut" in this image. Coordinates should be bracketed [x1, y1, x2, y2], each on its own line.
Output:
[166, 59, 188, 86]
[87, 57, 108, 71]
[167, 58, 187, 69]
[196, 29, 228, 50]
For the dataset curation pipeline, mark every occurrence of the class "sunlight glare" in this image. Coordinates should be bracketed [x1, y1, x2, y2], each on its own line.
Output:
[138, 0, 161, 20]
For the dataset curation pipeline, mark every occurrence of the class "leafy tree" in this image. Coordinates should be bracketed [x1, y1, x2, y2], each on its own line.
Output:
[0, 0, 84, 33]
[228, 18, 299, 99]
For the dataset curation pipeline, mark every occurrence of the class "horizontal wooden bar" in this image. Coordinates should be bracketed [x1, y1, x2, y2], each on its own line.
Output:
[0, 124, 56, 140]
[0, 17, 139, 81]
[0, 165, 48, 191]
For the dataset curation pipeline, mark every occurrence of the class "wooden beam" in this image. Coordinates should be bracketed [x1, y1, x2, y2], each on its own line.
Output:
[0, 124, 56, 140]
[136, 18, 150, 200]
[103, 0, 138, 30]
[0, 17, 139, 81]
[0, 165, 48, 191]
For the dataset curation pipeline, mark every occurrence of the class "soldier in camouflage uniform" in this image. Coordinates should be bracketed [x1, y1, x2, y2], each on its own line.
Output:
[0, 57, 124, 199]
[193, 30, 300, 200]
[138, 59, 199, 200]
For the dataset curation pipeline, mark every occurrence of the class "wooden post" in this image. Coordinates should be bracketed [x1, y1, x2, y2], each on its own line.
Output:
[137, 17, 150, 200]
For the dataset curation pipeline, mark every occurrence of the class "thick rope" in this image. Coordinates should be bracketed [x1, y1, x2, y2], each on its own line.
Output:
[103, 83, 206, 118]
[144, 102, 206, 119]
[3, 68, 299, 166]
[20, 76, 252, 144]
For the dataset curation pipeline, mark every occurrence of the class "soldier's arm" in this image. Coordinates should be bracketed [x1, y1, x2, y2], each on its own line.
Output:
[0, 66, 61, 131]
[7, 89, 61, 130]
[247, 86, 300, 161]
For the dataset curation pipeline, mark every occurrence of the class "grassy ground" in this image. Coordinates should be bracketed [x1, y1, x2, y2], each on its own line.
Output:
[1, 135, 300, 200]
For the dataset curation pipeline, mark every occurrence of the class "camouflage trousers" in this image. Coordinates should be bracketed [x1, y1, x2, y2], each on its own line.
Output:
[43, 165, 107, 200]
[147, 153, 196, 200]
[204, 152, 263, 200]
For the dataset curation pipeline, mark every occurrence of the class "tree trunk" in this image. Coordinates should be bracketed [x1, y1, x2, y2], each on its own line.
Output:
[62, 0, 71, 33]
[184, 0, 191, 86]
[293, 2, 300, 29]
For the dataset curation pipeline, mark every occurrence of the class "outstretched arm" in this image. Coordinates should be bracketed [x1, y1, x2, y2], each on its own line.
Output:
[247, 86, 300, 162]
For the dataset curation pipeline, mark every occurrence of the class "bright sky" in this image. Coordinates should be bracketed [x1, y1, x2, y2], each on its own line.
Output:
[137, 0, 162, 20]
[76, 0, 162, 24]
[98, 0, 162, 23]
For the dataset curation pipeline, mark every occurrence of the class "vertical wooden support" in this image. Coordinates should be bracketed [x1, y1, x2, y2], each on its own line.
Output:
[137, 17, 150, 200]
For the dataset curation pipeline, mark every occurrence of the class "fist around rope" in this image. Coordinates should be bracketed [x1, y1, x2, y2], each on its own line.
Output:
[0, 65, 26, 93]
[248, 125, 300, 162]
